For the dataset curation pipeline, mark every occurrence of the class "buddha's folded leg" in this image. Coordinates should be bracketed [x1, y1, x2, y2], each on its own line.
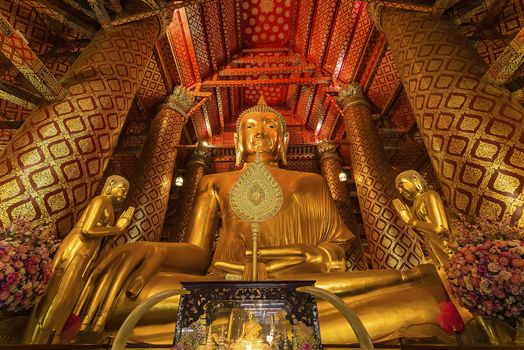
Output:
[100, 265, 447, 345]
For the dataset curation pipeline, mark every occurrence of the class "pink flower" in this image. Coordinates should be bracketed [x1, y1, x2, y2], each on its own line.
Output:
[0, 291, 10, 301]
[436, 302, 465, 334]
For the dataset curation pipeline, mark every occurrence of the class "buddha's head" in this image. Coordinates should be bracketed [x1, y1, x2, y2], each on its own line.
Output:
[102, 175, 130, 203]
[235, 96, 289, 167]
[395, 170, 427, 201]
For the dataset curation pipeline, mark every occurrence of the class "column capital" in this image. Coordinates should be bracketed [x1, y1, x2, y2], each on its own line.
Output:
[337, 83, 370, 111]
[160, 86, 195, 118]
[188, 141, 212, 168]
[367, 3, 385, 32]
[317, 139, 341, 162]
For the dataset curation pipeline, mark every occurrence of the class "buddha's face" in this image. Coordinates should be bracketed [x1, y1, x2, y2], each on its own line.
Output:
[236, 111, 288, 165]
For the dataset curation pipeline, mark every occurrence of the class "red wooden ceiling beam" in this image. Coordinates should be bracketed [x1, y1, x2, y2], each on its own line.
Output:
[202, 76, 331, 88]
[219, 65, 316, 76]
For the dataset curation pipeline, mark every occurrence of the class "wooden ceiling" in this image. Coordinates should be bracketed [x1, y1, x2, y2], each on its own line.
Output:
[0, 0, 523, 176]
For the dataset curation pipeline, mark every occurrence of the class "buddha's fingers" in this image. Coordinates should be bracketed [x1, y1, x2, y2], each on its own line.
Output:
[80, 253, 126, 330]
[92, 255, 143, 332]
[266, 257, 306, 273]
[126, 247, 168, 298]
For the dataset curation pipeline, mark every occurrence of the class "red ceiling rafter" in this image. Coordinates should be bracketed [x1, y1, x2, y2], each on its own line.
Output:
[295, 84, 316, 124]
[168, 9, 197, 87]
[338, 5, 374, 83]
[202, 76, 331, 88]
[324, 0, 363, 79]
[202, 0, 227, 71]
[307, 0, 338, 65]
[185, 2, 213, 80]
[294, 0, 316, 55]
[220, 0, 240, 60]
[233, 54, 300, 65]
[219, 65, 315, 76]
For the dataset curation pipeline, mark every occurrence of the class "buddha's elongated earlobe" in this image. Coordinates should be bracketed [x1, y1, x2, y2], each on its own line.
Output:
[234, 133, 242, 167]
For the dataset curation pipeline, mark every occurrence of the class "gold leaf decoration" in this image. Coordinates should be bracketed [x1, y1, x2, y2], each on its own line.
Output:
[230, 152, 283, 224]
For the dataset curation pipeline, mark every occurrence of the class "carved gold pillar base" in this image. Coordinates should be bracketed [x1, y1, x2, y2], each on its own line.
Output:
[371, 5, 524, 224]
[167, 142, 211, 242]
[317, 140, 368, 270]
[337, 83, 423, 270]
[0, 17, 162, 237]
[118, 87, 194, 243]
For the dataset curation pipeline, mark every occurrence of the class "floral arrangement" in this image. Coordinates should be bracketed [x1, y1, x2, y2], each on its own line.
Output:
[445, 217, 524, 319]
[0, 218, 59, 313]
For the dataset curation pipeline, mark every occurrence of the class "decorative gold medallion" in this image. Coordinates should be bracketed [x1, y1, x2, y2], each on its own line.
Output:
[230, 151, 282, 224]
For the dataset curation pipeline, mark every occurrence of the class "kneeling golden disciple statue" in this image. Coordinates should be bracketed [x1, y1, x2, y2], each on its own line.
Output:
[27, 98, 451, 345]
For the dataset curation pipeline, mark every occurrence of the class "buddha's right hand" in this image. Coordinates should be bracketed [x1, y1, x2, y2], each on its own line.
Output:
[74, 242, 168, 332]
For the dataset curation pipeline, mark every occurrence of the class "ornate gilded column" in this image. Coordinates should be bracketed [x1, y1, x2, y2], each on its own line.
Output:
[168, 142, 211, 242]
[120, 87, 195, 243]
[370, 5, 524, 225]
[0, 16, 162, 236]
[317, 140, 368, 270]
[337, 83, 423, 270]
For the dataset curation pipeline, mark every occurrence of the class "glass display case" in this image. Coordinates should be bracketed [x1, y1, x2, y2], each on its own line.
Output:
[174, 281, 322, 350]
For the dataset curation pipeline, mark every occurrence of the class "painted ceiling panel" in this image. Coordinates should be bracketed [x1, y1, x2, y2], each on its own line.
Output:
[240, 0, 294, 48]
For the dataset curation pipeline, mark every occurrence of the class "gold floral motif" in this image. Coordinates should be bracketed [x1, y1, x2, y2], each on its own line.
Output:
[260, 0, 275, 14]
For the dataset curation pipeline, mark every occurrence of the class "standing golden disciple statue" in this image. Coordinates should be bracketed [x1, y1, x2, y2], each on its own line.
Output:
[393, 170, 450, 267]
[26, 98, 451, 344]
[24, 175, 135, 343]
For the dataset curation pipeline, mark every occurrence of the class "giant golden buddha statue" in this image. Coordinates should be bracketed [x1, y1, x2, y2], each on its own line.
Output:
[27, 98, 451, 345]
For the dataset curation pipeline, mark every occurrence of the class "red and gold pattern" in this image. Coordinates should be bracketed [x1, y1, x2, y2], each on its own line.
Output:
[337, 83, 423, 270]
[339, 5, 373, 83]
[0, 14, 66, 101]
[0, 17, 161, 237]
[307, 0, 337, 65]
[366, 49, 401, 111]
[317, 140, 368, 270]
[120, 87, 195, 244]
[323, 0, 361, 78]
[240, 0, 294, 48]
[374, 5, 524, 225]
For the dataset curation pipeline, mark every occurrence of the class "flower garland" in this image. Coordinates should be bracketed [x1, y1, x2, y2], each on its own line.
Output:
[445, 217, 524, 320]
[0, 218, 59, 313]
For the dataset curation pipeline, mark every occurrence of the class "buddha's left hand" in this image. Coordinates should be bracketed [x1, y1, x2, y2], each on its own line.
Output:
[247, 243, 343, 275]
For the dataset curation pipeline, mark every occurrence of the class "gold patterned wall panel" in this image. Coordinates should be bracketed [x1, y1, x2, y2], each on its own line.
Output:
[374, 6, 524, 224]
[118, 88, 194, 244]
[338, 83, 423, 270]
[318, 141, 368, 270]
[0, 17, 161, 237]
